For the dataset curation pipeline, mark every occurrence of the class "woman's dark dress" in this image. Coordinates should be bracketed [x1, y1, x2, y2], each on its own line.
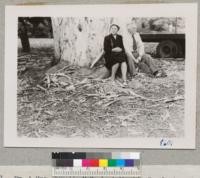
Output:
[104, 34, 127, 70]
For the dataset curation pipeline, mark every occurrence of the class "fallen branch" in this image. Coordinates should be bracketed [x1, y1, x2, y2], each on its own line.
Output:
[36, 84, 47, 92]
[90, 51, 105, 68]
[41, 101, 55, 108]
[120, 87, 154, 101]
[103, 99, 120, 107]
[119, 87, 183, 104]
[56, 65, 70, 73]
[46, 74, 51, 88]
[54, 73, 71, 80]
[164, 96, 184, 103]
[85, 93, 101, 97]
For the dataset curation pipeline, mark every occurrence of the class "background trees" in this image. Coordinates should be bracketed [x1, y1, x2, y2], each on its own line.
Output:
[18, 17, 185, 64]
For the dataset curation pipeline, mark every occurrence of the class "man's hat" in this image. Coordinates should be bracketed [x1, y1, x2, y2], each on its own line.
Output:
[110, 24, 120, 31]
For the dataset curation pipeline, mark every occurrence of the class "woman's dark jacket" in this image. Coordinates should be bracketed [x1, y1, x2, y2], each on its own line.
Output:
[103, 34, 127, 70]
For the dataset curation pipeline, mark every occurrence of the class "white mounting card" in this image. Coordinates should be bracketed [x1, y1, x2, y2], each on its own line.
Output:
[4, 3, 197, 148]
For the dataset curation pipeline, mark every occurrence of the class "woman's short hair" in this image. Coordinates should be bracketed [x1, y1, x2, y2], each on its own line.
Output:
[110, 24, 120, 31]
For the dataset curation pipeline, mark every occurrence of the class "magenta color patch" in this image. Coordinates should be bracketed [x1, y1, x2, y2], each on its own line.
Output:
[82, 159, 90, 167]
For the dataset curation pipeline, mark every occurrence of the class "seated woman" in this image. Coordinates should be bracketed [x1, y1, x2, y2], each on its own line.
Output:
[103, 24, 128, 85]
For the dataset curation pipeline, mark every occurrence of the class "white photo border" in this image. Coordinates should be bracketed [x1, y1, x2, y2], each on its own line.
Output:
[4, 3, 198, 148]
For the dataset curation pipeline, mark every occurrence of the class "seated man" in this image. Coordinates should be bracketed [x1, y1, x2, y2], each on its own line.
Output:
[102, 24, 128, 85]
[125, 22, 163, 77]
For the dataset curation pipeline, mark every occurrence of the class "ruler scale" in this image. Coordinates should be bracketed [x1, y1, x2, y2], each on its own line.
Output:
[52, 152, 141, 177]
[52, 167, 141, 177]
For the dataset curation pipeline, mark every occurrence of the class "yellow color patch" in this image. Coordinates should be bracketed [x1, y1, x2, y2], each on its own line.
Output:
[99, 159, 108, 167]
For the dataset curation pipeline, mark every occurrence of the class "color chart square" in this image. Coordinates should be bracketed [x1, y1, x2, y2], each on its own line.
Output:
[56, 159, 65, 167]
[64, 159, 73, 167]
[116, 159, 125, 167]
[99, 159, 108, 167]
[125, 159, 134, 167]
[82, 159, 90, 167]
[130, 152, 140, 159]
[108, 159, 117, 167]
[134, 159, 140, 167]
[90, 159, 99, 167]
[73, 159, 82, 167]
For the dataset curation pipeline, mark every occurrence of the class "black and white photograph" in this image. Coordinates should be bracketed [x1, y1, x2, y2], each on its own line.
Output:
[4, 4, 197, 148]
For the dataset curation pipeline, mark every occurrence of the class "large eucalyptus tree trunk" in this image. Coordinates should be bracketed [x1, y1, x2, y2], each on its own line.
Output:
[51, 17, 114, 67]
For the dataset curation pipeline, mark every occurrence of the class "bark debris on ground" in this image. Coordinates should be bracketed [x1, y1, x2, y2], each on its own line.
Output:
[17, 44, 184, 138]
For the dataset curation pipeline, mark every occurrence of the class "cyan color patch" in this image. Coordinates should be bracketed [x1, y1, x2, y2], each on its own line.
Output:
[116, 159, 125, 167]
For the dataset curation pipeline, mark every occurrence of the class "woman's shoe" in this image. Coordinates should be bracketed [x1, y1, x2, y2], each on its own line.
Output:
[122, 81, 128, 87]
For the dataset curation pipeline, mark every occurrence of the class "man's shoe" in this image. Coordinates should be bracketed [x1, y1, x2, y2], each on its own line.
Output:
[155, 70, 167, 78]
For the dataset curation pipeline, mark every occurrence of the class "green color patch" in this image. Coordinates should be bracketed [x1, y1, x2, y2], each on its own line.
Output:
[108, 159, 117, 167]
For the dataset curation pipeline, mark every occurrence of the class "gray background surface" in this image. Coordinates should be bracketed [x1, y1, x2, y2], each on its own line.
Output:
[0, 0, 199, 166]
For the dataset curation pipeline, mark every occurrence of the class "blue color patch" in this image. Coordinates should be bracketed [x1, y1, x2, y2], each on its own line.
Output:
[125, 159, 134, 167]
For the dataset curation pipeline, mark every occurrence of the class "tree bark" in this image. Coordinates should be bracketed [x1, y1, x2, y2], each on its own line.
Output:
[18, 20, 30, 53]
[51, 17, 114, 67]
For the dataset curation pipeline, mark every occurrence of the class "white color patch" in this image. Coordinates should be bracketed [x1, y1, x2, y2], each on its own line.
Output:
[73, 159, 82, 167]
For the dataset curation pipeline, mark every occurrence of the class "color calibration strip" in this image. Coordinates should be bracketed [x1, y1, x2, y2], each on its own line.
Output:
[52, 152, 140, 160]
[52, 152, 141, 177]
[54, 158, 138, 167]
[52, 152, 140, 167]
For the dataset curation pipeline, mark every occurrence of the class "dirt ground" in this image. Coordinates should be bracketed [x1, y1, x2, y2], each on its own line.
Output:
[17, 39, 185, 138]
